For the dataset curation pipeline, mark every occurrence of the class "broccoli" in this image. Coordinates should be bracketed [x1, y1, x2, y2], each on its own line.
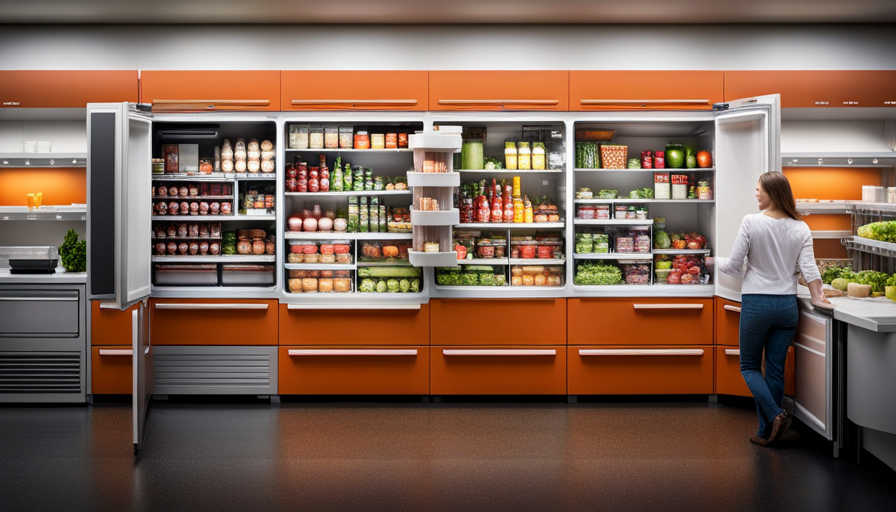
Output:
[386, 279, 400, 293]
[479, 273, 499, 286]
[375, 280, 387, 293]
[359, 278, 377, 293]
[399, 279, 410, 293]
[410, 279, 420, 293]
[460, 273, 479, 286]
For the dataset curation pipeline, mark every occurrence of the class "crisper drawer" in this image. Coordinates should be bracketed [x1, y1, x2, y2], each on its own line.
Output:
[568, 298, 713, 346]
[280, 303, 429, 346]
[431, 346, 567, 395]
[153, 346, 277, 395]
[91, 346, 132, 395]
[715, 346, 795, 397]
[91, 301, 139, 346]
[282, 70, 428, 111]
[0, 289, 80, 338]
[569, 346, 714, 395]
[715, 297, 741, 346]
[428, 71, 569, 111]
[431, 299, 566, 346]
[140, 70, 281, 111]
[569, 70, 723, 111]
[279, 346, 429, 395]
[151, 299, 278, 346]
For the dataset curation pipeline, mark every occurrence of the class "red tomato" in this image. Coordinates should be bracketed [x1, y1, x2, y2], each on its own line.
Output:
[668, 270, 682, 284]
[688, 266, 702, 276]
[697, 150, 712, 168]
[681, 274, 695, 284]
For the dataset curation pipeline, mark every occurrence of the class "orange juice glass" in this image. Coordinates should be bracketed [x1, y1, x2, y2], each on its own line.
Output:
[26, 192, 42, 211]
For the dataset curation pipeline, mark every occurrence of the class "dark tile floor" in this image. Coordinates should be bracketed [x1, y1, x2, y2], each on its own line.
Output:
[1, 397, 895, 512]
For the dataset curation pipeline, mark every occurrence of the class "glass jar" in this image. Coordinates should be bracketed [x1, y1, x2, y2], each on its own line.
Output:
[234, 139, 247, 161]
[371, 133, 385, 150]
[398, 133, 409, 148]
[289, 125, 310, 149]
[221, 140, 233, 160]
[532, 142, 546, 170]
[339, 126, 354, 149]
[517, 142, 531, 170]
[309, 125, 324, 150]
[505, 141, 518, 170]
[354, 131, 370, 150]
[324, 126, 339, 149]
[461, 140, 484, 170]
[385, 133, 398, 149]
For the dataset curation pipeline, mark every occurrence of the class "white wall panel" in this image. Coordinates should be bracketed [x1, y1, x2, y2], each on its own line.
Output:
[782, 120, 894, 153]
[1, 25, 895, 71]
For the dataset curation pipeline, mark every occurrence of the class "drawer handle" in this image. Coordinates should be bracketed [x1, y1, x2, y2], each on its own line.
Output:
[291, 99, 418, 106]
[152, 99, 270, 111]
[633, 304, 704, 310]
[580, 349, 704, 357]
[154, 303, 269, 310]
[438, 99, 559, 106]
[724, 349, 740, 356]
[287, 304, 420, 310]
[580, 99, 711, 106]
[99, 349, 133, 356]
[723, 305, 742, 313]
[99, 301, 119, 309]
[442, 349, 556, 357]
[0, 296, 78, 301]
[288, 349, 417, 356]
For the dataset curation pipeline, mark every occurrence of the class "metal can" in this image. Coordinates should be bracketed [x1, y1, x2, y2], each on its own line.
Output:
[385, 133, 398, 149]
[640, 150, 653, 169]
[654, 151, 665, 169]
[398, 133, 409, 148]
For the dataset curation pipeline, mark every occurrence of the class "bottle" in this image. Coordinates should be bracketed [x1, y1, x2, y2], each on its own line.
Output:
[513, 196, 524, 223]
[532, 142, 546, 170]
[517, 142, 531, 170]
[504, 141, 518, 170]
[523, 195, 533, 224]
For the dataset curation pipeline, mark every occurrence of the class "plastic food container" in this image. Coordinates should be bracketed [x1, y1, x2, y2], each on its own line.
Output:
[319, 253, 336, 264]
[335, 252, 353, 264]
[510, 265, 563, 287]
[512, 240, 538, 259]
[222, 264, 274, 286]
[339, 126, 354, 149]
[600, 145, 628, 169]
[655, 268, 671, 284]
[153, 264, 217, 286]
[577, 206, 596, 219]
[622, 263, 650, 285]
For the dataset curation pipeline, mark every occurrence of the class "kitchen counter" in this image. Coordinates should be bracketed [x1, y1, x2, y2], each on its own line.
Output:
[797, 285, 896, 333]
[0, 268, 87, 284]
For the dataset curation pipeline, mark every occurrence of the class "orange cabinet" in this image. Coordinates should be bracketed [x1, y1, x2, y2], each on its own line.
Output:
[140, 70, 281, 111]
[715, 346, 795, 397]
[279, 304, 429, 346]
[0, 70, 137, 108]
[570, 71, 723, 111]
[714, 297, 741, 346]
[431, 346, 567, 395]
[724, 70, 896, 108]
[91, 301, 139, 346]
[279, 346, 429, 395]
[281, 71, 427, 111]
[91, 346, 132, 395]
[569, 345, 714, 395]
[429, 71, 569, 111]
[568, 298, 713, 346]
[150, 299, 278, 345]
[430, 299, 566, 346]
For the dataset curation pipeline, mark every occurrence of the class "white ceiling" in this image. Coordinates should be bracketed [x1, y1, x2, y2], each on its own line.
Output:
[2, 0, 896, 24]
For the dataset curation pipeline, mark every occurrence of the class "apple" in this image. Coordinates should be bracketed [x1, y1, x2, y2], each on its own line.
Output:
[656, 261, 673, 270]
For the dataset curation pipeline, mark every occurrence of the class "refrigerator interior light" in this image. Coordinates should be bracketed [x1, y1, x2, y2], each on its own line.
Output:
[72, 159, 77, 164]
[50, 159, 55, 165]
[818, 158, 823, 165]
[873, 159, 879, 164]
[848, 158, 853, 165]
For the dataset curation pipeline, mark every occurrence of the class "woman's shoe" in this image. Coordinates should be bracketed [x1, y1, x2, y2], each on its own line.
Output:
[768, 411, 788, 443]
[749, 435, 770, 446]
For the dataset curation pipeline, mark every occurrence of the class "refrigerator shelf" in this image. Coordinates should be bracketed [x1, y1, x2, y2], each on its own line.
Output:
[284, 231, 413, 240]
[574, 219, 654, 226]
[151, 173, 277, 182]
[285, 190, 411, 198]
[152, 255, 276, 263]
[456, 222, 565, 230]
[458, 169, 564, 175]
[0, 206, 86, 221]
[846, 236, 896, 258]
[574, 168, 716, 173]
[653, 249, 712, 255]
[508, 258, 566, 265]
[574, 253, 651, 260]
[284, 263, 356, 271]
[285, 148, 413, 153]
[152, 195, 233, 201]
[574, 199, 715, 204]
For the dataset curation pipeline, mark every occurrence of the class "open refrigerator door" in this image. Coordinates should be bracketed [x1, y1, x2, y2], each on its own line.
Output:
[713, 94, 781, 302]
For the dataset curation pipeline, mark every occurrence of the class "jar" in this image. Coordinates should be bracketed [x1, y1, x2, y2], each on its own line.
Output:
[354, 131, 370, 150]
[237, 239, 252, 254]
[641, 151, 653, 169]
[461, 140, 484, 170]
[339, 126, 353, 149]
[234, 160, 247, 173]
[222, 159, 234, 173]
[371, 133, 385, 150]
[532, 142, 546, 170]
[234, 139, 247, 161]
[289, 124, 310, 149]
[247, 159, 260, 173]
[324, 126, 339, 149]
[265, 240, 275, 255]
[398, 133, 409, 148]
[654, 151, 665, 169]
[385, 133, 398, 149]
[221, 140, 233, 160]
[517, 142, 531, 170]
[297, 162, 308, 180]
[505, 142, 518, 170]
[252, 239, 265, 255]
[309, 125, 324, 149]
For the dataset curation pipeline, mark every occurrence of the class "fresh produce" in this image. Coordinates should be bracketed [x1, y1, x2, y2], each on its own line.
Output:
[822, 264, 855, 285]
[667, 255, 704, 285]
[575, 142, 600, 169]
[59, 229, 87, 273]
[629, 188, 654, 199]
[685, 146, 697, 168]
[668, 231, 707, 250]
[854, 270, 889, 293]
[696, 150, 712, 168]
[575, 187, 593, 199]
[574, 262, 622, 285]
[358, 266, 422, 278]
[627, 158, 641, 169]
[435, 267, 507, 287]
[830, 278, 851, 291]
[665, 143, 685, 168]
[857, 221, 896, 242]
[597, 189, 618, 199]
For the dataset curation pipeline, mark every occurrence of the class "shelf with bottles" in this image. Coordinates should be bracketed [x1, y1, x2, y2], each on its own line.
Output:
[285, 122, 425, 152]
[153, 120, 277, 179]
[152, 181, 235, 217]
[285, 153, 411, 194]
[574, 174, 714, 205]
[457, 177, 562, 226]
[437, 122, 565, 173]
[285, 197, 411, 239]
[153, 226, 276, 258]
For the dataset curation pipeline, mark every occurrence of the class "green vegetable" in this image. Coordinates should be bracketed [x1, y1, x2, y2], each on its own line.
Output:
[597, 189, 618, 199]
[479, 273, 501, 286]
[821, 264, 854, 285]
[857, 221, 896, 242]
[654, 230, 671, 249]
[466, 265, 495, 273]
[460, 273, 479, 286]
[359, 278, 377, 293]
[627, 158, 641, 169]
[575, 142, 599, 169]
[410, 279, 421, 293]
[575, 242, 594, 254]
[375, 280, 388, 293]
[59, 229, 87, 273]
[358, 266, 422, 278]
[854, 270, 889, 293]
[574, 262, 622, 286]
[399, 279, 411, 293]
[386, 278, 400, 293]
[666, 142, 685, 168]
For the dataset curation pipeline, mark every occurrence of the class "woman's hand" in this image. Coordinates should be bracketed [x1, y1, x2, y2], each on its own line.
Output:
[704, 257, 714, 272]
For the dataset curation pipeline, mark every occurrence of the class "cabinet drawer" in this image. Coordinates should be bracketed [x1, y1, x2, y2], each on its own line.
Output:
[431, 346, 566, 395]
[153, 345, 277, 395]
[715, 346, 795, 397]
[91, 301, 139, 346]
[91, 346, 132, 395]
[570, 71, 723, 111]
[151, 299, 278, 346]
[724, 70, 896, 108]
[569, 298, 712, 346]
[282, 71, 427, 111]
[0, 70, 137, 108]
[429, 71, 568, 111]
[569, 345, 713, 395]
[0, 289, 80, 338]
[279, 346, 429, 395]
[715, 297, 741, 345]
[141, 70, 281, 111]
[280, 303, 429, 346]
[431, 299, 566, 346]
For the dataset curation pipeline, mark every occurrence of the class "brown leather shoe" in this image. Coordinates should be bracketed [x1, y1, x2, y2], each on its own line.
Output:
[750, 435, 770, 446]
[768, 411, 788, 444]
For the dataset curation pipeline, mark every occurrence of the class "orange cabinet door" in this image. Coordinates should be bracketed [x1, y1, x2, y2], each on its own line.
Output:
[150, 299, 278, 345]
[280, 304, 429, 346]
[715, 297, 741, 345]
[569, 345, 714, 395]
[0, 70, 137, 108]
[279, 346, 429, 395]
[91, 301, 139, 346]
[282, 71, 427, 111]
[569, 298, 713, 346]
[429, 71, 568, 111]
[91, 346, 133, 395]
[431, 346, 567, 395]
[724, 70, 896, 108]
[141, 70, 281, 111]
[430, 299, 566, 346]
[715, 346, 795, 397]
[570, 71, 723, 111]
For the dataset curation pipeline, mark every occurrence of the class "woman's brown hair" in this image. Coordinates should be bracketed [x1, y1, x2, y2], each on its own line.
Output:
[759, 171, 800, 220]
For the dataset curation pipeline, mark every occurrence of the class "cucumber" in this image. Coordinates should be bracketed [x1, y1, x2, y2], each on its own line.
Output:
[358, 266, 422, 278]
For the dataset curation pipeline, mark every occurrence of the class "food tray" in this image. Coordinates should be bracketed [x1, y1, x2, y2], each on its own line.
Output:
[222, 264, 275, 286]
[9, 258, 58, 271]
[153, 264, 218, 286]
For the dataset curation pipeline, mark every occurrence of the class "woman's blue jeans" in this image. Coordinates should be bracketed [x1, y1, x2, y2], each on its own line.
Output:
[739, 294, 798, 438]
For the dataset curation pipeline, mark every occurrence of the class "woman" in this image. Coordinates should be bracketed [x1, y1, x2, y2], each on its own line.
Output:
[712, 172, 830, 446]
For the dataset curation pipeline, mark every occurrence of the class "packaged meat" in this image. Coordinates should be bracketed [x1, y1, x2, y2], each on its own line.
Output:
[333, 278, 352, 293]
[318, 278, 334, 292]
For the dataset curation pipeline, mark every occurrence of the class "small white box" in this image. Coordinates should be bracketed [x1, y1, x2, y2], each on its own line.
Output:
[37, 141, 52, 153]
[178, 144, 199, 172]
[23, 141, 37, 153]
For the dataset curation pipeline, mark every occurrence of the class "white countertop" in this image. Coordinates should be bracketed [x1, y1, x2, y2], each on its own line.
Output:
[0, 268, 87, 284]
[798, 285, 896, 333]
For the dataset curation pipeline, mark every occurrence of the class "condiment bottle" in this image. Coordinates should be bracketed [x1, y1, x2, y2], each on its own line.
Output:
[505, 142, 518, 170]
[532, 142, 546, 170]
[523, 195, 534, 224]
[517, 142, 531, 170]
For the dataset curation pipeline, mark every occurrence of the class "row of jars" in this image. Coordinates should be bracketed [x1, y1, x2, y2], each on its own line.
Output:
[505, 141, 546, 170]
[288, 125, 410, 150]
